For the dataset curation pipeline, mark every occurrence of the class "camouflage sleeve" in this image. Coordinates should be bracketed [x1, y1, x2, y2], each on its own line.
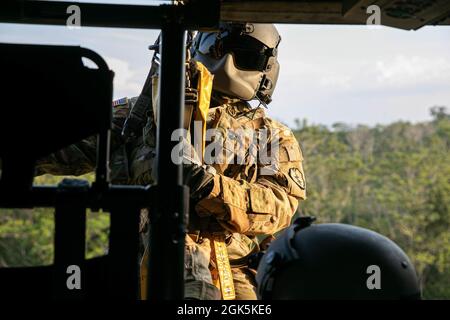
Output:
[195, 129, 306, 236]
[34, 98, 132, 177]
[34, 137, 97, 176]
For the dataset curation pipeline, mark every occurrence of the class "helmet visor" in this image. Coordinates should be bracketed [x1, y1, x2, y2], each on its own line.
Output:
[197, 32, 272, 72]
[222, 35, 271, 71]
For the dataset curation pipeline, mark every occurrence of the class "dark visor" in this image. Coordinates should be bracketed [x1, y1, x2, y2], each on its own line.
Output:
[198, 33, 273, 72]
[221, 35, 272, 71]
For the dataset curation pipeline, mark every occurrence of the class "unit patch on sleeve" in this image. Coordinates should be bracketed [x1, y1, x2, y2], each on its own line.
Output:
[289, 167, 306, 190]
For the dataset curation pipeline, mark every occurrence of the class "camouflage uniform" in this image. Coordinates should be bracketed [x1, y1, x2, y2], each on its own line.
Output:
[36, 95, 306, 300]
[193, 96, 306, 299]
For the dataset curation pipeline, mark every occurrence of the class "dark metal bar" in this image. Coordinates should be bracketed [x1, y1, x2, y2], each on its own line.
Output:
[0, 0, 221, 301]
[93, 130, 111, 194]
[0, 0, 163, 29]
[0, 184, 152, 209]
[148, 13, 187, 300]
[53, 179, 88, 299]
[0, 157, 35, 204]
[0, 0, 219, 30]
[108, 206, 140, 299]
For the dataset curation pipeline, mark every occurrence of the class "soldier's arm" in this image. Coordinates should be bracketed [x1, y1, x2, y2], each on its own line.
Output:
[195, 131, 306, 236]
[34, 138, 97, 176]
[34, 98, 132, 177]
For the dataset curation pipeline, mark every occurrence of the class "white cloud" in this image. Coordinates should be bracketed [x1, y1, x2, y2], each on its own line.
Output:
[374, 55, 450, 86]
[104, 56, 142, 99]
[319, 74, 352, 89]
[279, 53, 450, 96]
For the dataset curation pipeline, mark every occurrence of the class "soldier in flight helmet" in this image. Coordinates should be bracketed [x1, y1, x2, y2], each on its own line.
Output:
[36, 23, 307, 300]
[256, 217, 422, 300]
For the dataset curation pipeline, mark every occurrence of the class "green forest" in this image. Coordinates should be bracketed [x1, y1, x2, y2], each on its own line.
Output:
[0, 106, 449, 299]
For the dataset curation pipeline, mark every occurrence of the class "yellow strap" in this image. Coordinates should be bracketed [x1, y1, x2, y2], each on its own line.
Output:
[139, 247, 149, 300]
[210, 234, 236, 300]
[193, 61, 213, 161]
[193, 62, 234, 300]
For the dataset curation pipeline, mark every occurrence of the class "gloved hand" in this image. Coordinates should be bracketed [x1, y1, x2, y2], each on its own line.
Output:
[151, 136, 215, 202]
[183, 163, 215, 203]
[184, 235, 221, 300]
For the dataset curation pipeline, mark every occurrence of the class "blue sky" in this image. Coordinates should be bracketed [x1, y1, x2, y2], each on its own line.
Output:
[1, 1, 449, 127]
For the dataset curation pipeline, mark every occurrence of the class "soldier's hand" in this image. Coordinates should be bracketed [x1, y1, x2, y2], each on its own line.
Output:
[183, 163, 215, 203]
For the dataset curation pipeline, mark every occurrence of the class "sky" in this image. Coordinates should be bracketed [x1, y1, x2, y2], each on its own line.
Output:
[1, 0, 449, 127]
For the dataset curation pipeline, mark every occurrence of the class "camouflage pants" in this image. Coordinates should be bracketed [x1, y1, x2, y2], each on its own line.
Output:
[184, 235, 221, 300]
[228, 233, 258, 300]
[140, 211, 257, 300]
[186, 235, 258, 300]
[139, 215, 220, 300]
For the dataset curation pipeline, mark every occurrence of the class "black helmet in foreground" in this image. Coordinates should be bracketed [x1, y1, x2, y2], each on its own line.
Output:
[256, 217, 421, 300]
